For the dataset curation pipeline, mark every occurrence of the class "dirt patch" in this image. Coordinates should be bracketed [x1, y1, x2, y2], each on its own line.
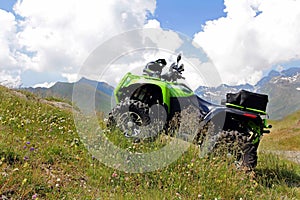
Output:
[39, 99, 74, 112]
[11, 90, 27, 99]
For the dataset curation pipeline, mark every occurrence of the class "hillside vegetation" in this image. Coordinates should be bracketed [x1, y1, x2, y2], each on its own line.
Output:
[24, 79, 113, 114]
[0, 85, 299, 199]
[260, 110, 300, 151]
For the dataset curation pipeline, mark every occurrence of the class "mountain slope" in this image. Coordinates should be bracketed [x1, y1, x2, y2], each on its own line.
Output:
[259, 72, 300, 119]
[25, 78, 114, 114]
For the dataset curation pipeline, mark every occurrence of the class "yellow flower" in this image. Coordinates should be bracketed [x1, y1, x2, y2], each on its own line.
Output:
[21, 178, 27, 186]
[23, 162, 29, 168]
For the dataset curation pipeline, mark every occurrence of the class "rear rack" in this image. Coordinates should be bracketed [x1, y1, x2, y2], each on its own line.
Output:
[226, 103, 267, 115]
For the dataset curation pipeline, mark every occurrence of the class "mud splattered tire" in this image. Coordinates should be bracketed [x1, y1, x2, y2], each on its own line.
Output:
[107, 98, 165, 141]
[200, 130, 258, 169]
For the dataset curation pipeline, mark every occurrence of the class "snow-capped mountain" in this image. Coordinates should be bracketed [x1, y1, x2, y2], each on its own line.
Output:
[195, 68, 300, 119]
[259, 68, 300, 119]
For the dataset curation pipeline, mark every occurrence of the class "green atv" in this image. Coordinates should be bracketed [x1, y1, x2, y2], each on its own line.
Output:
[108, 54, 271, 169]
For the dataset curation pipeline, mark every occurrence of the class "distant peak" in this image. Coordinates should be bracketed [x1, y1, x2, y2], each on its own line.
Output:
[79, 77, 88, 81]
[268, 70, 280, 76]
[281, 67, 300, 77]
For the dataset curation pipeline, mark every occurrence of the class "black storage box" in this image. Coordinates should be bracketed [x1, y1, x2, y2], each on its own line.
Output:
[226, 90, 268, 112]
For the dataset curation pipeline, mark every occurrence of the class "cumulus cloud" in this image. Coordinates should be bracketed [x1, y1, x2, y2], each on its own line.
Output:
[0, 10, 16, 67]
[80, 31, 184, 87]
[62, 73, 80, 83]
[194, 0, 300, 85]
[0, 70, 21, 88]
[0, 10, 24, 87]
[83, 28, 220, 90]
[144, 19, 161, 28]
[5, 0, 299, 88]
[0, 0, 157, 87]
[0, 10, 20, 62]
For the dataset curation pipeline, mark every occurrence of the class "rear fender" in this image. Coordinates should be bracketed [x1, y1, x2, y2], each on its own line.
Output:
[204, 107, 263, 144]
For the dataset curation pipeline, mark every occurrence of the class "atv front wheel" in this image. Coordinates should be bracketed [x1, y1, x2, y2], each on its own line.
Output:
[108, 98, 165, 141]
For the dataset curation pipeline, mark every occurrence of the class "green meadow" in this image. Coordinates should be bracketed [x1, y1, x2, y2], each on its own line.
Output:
[0, 85, 299, 199]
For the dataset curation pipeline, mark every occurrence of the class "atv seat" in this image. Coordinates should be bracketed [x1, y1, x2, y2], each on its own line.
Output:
[143, 59, 166, 77]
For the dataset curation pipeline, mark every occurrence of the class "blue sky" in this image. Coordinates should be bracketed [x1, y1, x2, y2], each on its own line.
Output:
[0, 0, 300, 88]
[0, 0, 16, 12]
[0, 0, 226, 37]
[151, 0, 226, 37]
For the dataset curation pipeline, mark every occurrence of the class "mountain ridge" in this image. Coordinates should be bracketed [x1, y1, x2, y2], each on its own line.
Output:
[24, 77, 114, 114]
[24, 68, 300, 119]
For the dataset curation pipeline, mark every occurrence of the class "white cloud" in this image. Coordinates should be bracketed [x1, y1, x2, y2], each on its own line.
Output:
[0, 9, 39, 75]
[144, 19, 161, 28]
[0, 10, 17, 70]
[0, 0, 157, 87]
[77, 25, 199, 88]
[194, 0, 300, 85]
[94, 45, 220, 90]
[0, 10, 23, 88]
[33, 81, 56, 88]
[62, 73, 80, 83]
[0, 70, 21, 88]
[1, 0, 218, 90]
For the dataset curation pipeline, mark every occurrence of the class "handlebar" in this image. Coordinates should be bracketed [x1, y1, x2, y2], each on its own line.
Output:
[177, 73, 185, 80]
[144, 54, 185, 82]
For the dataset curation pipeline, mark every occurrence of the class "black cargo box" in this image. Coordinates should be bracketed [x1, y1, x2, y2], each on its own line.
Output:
[226, 90, 268, 112]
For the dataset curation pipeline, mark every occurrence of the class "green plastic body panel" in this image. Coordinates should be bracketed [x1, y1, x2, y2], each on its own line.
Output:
[114, 72, 194, 111]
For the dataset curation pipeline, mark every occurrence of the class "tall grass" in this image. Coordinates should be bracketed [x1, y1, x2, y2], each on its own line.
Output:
[0, 85, 299, 199]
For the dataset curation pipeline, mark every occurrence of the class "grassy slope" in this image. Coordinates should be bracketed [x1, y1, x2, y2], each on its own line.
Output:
[0, 85, 299, 199]
[25, 81, 112, 114]
[260, 110, 300, 151]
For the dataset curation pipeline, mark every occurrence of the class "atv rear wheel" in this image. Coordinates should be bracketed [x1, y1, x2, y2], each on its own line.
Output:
[200, 130, 258, 169]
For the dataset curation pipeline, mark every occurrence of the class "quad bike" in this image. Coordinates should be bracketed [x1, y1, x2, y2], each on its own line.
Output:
[107, 54, 272, 169]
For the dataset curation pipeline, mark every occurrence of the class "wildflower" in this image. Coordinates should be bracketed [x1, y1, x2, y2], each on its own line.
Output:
[111, 172, 118, 178]
[23, 145, 27, 149]
[30, 147, 35, 152]
[21, 178, 27, 186]
[26, 141, 30, 145]
[32, 194, 38, 199]
[24, 156, 29, 161]
[23, 162, 29, 168]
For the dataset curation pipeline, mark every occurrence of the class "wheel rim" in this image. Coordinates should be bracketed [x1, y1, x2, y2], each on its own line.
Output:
[118, 111, 143, 137]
